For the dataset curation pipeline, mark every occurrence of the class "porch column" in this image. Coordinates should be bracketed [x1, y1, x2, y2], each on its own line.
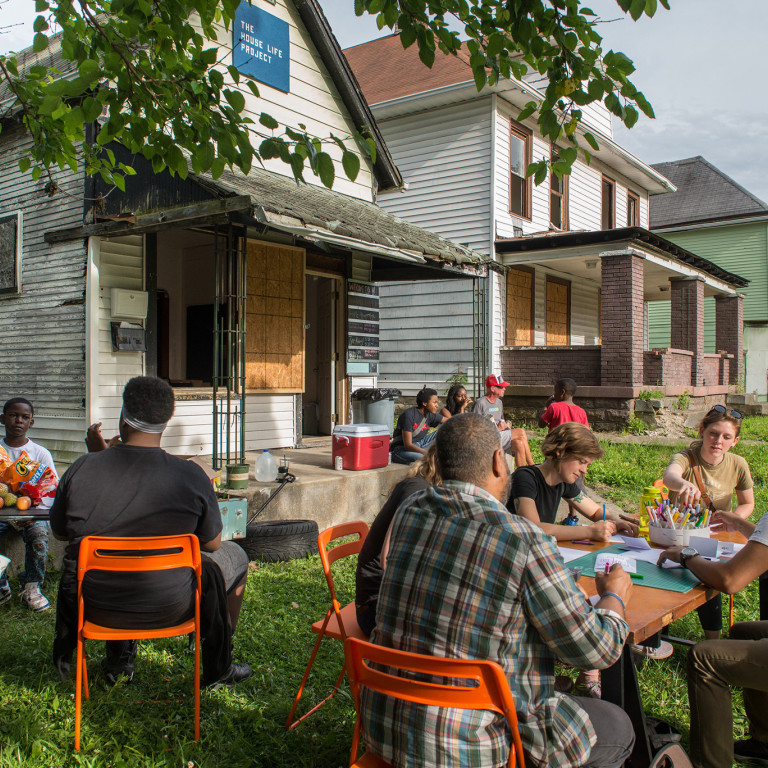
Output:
[715, 293, 744, 384]
[670, 276, 705, 387]
[600, 252, 644, 387]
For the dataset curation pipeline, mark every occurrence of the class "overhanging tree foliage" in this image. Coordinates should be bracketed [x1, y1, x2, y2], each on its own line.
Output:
[0, 0, 667, 191]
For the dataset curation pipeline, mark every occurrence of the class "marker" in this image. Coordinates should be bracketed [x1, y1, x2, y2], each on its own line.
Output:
[604, 562, 610, 574]
[571, 540, 593, 545]
[603, 503, 606, 522]
[629, 573, 644, 580]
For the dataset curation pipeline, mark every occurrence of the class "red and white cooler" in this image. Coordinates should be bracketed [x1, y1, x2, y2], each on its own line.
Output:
[332, 423, 390, 470]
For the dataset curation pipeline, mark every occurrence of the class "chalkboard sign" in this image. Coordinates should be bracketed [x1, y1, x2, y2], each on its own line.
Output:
[0, 213, 21, 295]
[347, 281, 379, 374]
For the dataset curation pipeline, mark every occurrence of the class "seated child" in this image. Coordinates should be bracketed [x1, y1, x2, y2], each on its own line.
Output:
[0, 398, 58, 612]
[390, 388, 445, 465]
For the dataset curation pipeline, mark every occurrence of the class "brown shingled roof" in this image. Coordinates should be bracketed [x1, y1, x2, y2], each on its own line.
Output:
[343, 33, 474, 105]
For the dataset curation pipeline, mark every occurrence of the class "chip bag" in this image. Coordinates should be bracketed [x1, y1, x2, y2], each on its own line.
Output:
[1, 450, 41, 492]
[0, 445, 11, 478]
[20, 466, 58, 505]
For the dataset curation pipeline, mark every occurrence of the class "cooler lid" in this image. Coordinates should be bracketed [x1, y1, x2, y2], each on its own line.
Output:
[333, 423, 390, 437]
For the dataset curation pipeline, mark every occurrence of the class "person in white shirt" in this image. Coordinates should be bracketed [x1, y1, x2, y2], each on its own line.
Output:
[0, 397, 58, 612]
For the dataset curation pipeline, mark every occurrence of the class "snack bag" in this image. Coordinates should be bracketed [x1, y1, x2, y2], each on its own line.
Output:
[1, 450, 41, 492]
[20, 466, 58, 505]
[0, 445, 11, 478]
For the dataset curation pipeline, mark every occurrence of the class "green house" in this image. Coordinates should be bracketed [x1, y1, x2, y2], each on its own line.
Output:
[649, 157, 768, 396]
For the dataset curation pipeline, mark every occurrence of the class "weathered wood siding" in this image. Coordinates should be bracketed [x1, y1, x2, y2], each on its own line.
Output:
[210, 0, 375, 201]
[0, 126, 87, 468]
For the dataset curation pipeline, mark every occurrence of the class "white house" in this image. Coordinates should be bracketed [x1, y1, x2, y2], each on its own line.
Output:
[345, 35, 746, 422]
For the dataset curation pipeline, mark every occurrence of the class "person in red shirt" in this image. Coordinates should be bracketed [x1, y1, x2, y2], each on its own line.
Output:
[539, 378, 590, 432]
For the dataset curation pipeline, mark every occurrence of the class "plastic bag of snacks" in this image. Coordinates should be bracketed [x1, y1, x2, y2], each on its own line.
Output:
[20, 466, 58, 505]
[0, 445, 11, 478]
[0, 450, 58, 504]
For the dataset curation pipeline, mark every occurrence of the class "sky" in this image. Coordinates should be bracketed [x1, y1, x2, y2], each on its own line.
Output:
[2, 0, 767, 202]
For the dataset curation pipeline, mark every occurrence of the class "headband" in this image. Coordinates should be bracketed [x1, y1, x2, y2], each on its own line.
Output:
[120, 406, 169, 434]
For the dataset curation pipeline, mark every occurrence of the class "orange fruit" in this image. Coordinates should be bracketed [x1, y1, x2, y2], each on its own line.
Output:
[16, 496, 31, 511]
[0, 497, 4, 509]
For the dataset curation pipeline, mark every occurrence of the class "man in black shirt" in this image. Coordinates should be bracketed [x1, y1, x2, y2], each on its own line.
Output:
[51, 376, 251, 687]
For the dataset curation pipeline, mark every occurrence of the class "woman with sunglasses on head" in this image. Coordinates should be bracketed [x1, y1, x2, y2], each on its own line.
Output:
[662, 404, 755, 640]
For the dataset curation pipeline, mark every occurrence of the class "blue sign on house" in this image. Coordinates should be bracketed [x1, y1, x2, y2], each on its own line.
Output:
[233, 4, 290, 93]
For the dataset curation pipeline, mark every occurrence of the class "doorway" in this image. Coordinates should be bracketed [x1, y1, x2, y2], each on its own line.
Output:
[304, 273, 342, 435]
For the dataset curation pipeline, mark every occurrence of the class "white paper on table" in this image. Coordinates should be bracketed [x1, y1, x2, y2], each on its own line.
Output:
[619, 535, 651, 550]
[625, 549, 664, 565]
[594, 553, 637, 573]
[589, 594, 601, 607]
[607, 535, 625, 543]
[558, 547, 589, 564]
[717, 541, 745, 559]
[689, 536, 719, 559]
[661, 559, 683, 569]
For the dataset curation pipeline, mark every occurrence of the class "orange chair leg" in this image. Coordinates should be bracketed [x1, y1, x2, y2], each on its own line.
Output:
[729, 594, 735, 628]
[75, 637, 84, 752]
[194, 626, 200, 741]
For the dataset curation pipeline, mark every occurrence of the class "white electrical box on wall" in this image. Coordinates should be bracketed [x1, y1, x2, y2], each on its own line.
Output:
[110, 288, 148, 320]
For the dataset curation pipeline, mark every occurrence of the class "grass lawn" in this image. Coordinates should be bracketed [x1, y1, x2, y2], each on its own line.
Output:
[1, 426, 766, 767]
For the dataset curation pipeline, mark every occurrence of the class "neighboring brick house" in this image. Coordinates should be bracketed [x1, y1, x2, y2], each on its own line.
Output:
[345, 36, 747, 425]
[649, 156, 768, 396]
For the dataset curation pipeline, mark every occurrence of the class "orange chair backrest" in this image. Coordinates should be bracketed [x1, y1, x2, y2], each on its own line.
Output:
[345, 637, 525, 768]
[318, 521, 369, 603]
[77, 535, 202, 583]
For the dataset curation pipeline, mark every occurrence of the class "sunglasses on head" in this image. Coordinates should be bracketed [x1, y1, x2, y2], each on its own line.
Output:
[708, 404, 742, 420]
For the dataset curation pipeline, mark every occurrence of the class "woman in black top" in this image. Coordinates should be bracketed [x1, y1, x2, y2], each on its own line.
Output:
[510, 423, 636, 542]
[355, 446, 441, 636]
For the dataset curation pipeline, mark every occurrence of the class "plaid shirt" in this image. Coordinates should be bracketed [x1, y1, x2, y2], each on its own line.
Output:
[361, 482, 628, 768]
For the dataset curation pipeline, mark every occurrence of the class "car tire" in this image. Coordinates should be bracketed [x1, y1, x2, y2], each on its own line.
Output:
[238, 519, 319, 563]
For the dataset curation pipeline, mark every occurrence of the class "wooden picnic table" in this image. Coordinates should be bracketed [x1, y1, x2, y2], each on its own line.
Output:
[568, 531, 747, 768]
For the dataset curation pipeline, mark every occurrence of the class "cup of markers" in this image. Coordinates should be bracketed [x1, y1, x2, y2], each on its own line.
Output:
[647, 498, 712, 547]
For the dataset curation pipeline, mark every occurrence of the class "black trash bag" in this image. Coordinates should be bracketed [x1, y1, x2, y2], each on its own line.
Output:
[351, 388, 402, 402]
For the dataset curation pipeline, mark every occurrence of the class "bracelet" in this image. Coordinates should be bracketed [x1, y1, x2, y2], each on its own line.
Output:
[600, 591, 625, 612]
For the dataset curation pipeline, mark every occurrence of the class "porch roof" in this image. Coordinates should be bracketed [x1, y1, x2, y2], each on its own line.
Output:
[197, 168, 490, 274]
[495, 227, 748, 290]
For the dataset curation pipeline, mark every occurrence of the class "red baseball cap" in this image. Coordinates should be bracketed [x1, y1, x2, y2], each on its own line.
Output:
[485, 374, 510, 388]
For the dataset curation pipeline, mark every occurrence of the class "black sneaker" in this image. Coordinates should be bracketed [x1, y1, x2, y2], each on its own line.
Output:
[206, 662, 252, 689]
[734, 738, 768, 765]
[100, 658, 134, 686]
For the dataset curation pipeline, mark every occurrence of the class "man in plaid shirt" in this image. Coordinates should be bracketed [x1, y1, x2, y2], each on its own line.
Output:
[362, 413, 634, 768]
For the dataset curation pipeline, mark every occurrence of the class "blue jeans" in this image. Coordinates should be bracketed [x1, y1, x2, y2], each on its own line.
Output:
[391, 428, 439, 465]
[0, 520, 49, 588]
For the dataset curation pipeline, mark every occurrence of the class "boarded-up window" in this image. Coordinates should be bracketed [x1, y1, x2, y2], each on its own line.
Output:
[506, 266, 534, 346]
[546, 276, 570, 345]
[0, 212, 21, 295]
[245, 241, 304, 390]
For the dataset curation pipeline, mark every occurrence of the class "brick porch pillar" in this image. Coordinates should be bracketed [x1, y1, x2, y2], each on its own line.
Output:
[600, 252, 644, 387]
[715, 293, 743, 384]
[670, 276, 705, 387]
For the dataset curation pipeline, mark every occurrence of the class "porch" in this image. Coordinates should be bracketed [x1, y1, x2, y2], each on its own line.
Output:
[496, 228, 747, 423]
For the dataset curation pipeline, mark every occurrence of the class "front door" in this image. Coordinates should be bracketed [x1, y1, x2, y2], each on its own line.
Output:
[304, 273, 341, 435]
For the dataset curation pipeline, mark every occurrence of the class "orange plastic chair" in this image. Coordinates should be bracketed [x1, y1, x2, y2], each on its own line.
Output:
[344, 637, 525, 768]
[75, 535, 202, 752]
[285, 520, 370, 730]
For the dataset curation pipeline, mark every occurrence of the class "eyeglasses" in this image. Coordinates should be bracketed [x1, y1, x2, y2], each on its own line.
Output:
[708, 404, 743, 420]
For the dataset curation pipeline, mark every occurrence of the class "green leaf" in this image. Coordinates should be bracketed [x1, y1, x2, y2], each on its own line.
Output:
[624, 104, 639, 129]
[259, 113, 279, 130]
[533, 161, 548, 186]
[223, 89, 245, 113]
[342, 150, 360, 182]
[34, 0, 49, 11]
[629, 0, 646, 20]
[18, 157, 31, 173]
[316, 151, 335, 188]
[517, 101, 537, 122]
[33, 15, 49, 32]
[32, 33, 48, 52]
[583, 132, 600, 151]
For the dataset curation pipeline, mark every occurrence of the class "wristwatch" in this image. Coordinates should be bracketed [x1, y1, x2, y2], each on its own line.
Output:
[679, 547, 700, 570]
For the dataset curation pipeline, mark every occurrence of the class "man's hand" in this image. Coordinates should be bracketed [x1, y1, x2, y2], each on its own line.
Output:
[710, 509, 747, 534]
[588, 520, 618, 541]
[657, 546, 684, 567]
[595, 564, 632, 605]
[498, 420, 508, 431]
[85, 422, 120, 453]
[675, 480, 701, 508]
[615, 518, 639, 536]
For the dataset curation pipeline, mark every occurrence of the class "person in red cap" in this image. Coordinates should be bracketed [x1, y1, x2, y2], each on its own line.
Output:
[473, 374, 533, 467]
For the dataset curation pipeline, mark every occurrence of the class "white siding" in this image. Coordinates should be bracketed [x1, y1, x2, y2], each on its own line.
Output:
[211, 0, 375, 201]
[490, 268, 504, 372]
[378, 278, 479, 396]
[375, 99, 494, 255]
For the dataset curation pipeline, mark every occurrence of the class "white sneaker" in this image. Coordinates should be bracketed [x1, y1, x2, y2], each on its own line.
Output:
[20, 583, 50, 612]
[631, 640, 673, 659]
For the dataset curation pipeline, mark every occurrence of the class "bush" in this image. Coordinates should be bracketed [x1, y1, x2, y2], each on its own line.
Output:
[623, 413, 647, 435]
